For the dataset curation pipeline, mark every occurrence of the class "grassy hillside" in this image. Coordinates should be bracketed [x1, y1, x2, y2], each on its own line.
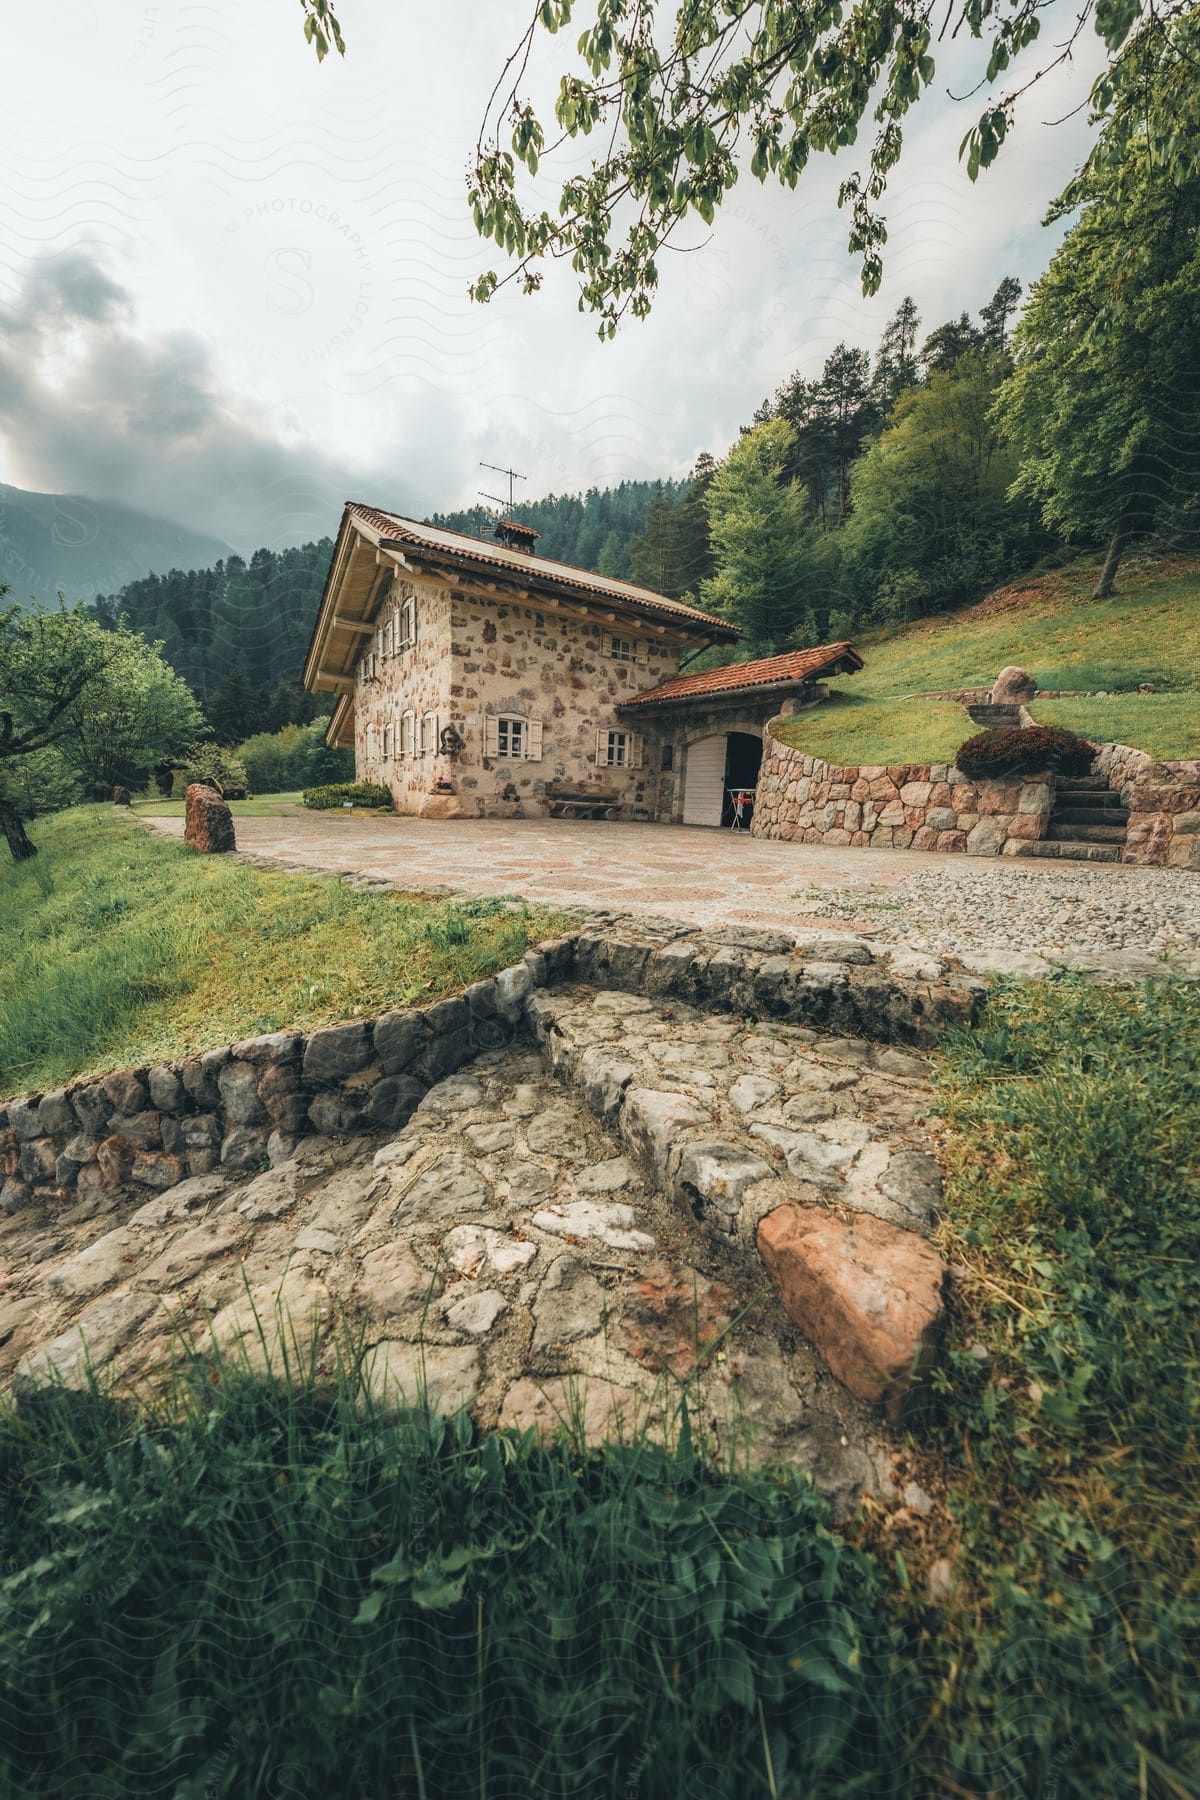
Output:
[776, 556, 1200, 765]
[0, 809, 565, 1098]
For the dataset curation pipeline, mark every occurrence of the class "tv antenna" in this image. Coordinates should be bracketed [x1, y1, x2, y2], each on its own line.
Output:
[478, 460, 527, 513]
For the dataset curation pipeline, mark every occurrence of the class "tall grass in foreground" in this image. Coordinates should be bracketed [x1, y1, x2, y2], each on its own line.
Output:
[0, 1353, 909, 1799]
[903, 976, 1200, 1797]
[0, 808, 567, 1097]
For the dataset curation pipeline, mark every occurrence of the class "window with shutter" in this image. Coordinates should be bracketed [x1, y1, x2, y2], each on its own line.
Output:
[596, 729, 639, 768]
[383, 722, 393, 760]
[401, 711, 415, 758]
[495, 716, 526, 759]
[422, 711, 438, 755]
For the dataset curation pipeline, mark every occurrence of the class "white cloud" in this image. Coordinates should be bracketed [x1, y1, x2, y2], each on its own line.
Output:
[0, 0, 1108, 539]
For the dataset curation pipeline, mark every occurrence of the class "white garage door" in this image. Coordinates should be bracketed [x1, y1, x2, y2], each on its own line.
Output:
[682, 734, 727, 827]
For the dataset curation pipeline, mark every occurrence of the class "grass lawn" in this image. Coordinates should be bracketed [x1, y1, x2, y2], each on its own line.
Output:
[776, 556, 1200, 765]
[0, 807, 567, 1099]
[772, 695, 968, 766]
[0, 977, 1195, 1794]
[132, 790, 308, 818]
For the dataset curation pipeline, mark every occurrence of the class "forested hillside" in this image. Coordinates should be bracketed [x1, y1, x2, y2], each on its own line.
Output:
[429, 479, 688, 581]
[92, 541, 334, 740]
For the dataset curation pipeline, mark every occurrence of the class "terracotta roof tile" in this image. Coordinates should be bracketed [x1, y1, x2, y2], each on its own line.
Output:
[616, 643, 864, 710]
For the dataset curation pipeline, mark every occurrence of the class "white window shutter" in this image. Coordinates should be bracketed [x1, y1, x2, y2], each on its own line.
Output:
[630, 733, 643, 769]
[484, 716, 500, 756]
[409, 597, 418, 645]
[595, 728, 607, 766]
[426, 711, 438, 754]
[526, 718, 543, 762]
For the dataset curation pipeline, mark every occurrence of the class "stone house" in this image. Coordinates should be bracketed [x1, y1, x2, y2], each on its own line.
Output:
[304, 503, 864, 825]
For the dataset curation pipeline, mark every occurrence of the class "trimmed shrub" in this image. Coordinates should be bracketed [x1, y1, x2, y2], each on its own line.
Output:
[302, 781, 394, 811]
[955, 725, 1096, 781]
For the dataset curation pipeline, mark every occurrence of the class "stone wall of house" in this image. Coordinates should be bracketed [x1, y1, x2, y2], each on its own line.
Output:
[356, 575, 454, 813]
[446, 593, 680, 819]
[751, 727, 1052, 856]
[0, 920, 984, 1217]
[1095, 743, 1200, 868]
[355, 571, 691, 819]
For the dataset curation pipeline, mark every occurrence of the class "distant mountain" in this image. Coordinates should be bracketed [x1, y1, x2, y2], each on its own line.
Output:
[0, 482, 234, 607]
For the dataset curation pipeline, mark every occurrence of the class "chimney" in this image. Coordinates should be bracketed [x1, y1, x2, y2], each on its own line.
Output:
[494, 518, 539, 556]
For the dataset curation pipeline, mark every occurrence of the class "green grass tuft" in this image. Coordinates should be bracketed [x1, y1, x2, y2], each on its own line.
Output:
[0, 1354, 909, 1798]
[0, 808, 568, 1098]
[777, 558, 1200, 765]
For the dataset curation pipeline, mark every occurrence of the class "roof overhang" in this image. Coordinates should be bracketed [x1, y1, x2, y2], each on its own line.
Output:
[616, 649, 864, 714]
[326, 693, 355, 749]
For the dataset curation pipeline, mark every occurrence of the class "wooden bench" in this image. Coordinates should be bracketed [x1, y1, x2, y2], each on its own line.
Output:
[546, 786, 623, 821]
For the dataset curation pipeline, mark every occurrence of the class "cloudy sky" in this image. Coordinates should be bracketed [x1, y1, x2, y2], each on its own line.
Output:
[0, 0, 1108, 553]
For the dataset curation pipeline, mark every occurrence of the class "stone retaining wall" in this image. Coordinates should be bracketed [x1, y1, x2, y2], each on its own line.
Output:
[1, 921, 983, 1217]
[751, 730, 1052, 858]
[1094, 743, 1200, 869]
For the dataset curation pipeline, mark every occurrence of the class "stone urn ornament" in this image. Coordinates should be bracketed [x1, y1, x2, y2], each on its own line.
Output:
[990, 666, 1038, 706]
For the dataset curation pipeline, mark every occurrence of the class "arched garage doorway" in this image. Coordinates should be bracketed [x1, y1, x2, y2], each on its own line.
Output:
[682, 729, 763, 827]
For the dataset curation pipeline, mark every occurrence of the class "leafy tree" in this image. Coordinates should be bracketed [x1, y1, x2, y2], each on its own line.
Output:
[55, 630, 204, 799]
[816, 344, 879, 525]
[872, 297, 922, 414]
[921, 312, 983, 374]
[995, 44, 1200, 598]
[628, 484, 680, 594]
[0, 601, 127, 859]
[451, 0, 1193, 331]
[979, 276, 1023, 351]
[206, 665, 269, 745]
[700, 420, 812, 651]
[840, 353, 1038, 619]
[0, 747, 80, 835]
[671, 454, 717, 596]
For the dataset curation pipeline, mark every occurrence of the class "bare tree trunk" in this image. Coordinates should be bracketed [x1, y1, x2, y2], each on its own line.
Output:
[0, 796, 38, 861]
[1092, 526, 1126, 600]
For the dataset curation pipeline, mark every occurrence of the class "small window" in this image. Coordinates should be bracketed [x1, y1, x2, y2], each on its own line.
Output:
[497, 716, 525, 759]
[596, 728, 643, 769]
[610, 635, 636, 663]
[661, 743, 674, 771]
[400, 595, 416, 648]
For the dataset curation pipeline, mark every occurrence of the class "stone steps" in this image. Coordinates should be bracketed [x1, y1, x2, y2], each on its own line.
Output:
[528, 984, 949, 1422]
[1010, 839, 1123, 863]
[1047, 820, 1128, 844]
[1041, 773, 1128, 860]
[965, 703, 1022, 731]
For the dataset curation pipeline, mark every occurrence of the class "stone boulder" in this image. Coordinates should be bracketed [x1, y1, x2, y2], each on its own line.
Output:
[990, 665, 1037, 705]
[184, 784, 236, 854]
[756, 1203, 946, 1419]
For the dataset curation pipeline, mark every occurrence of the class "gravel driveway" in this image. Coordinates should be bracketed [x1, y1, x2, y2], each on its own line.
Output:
[146, 811, 1200, 977]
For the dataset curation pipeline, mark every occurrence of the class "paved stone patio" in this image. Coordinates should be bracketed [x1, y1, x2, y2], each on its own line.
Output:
[147, 811, 1200, 972]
